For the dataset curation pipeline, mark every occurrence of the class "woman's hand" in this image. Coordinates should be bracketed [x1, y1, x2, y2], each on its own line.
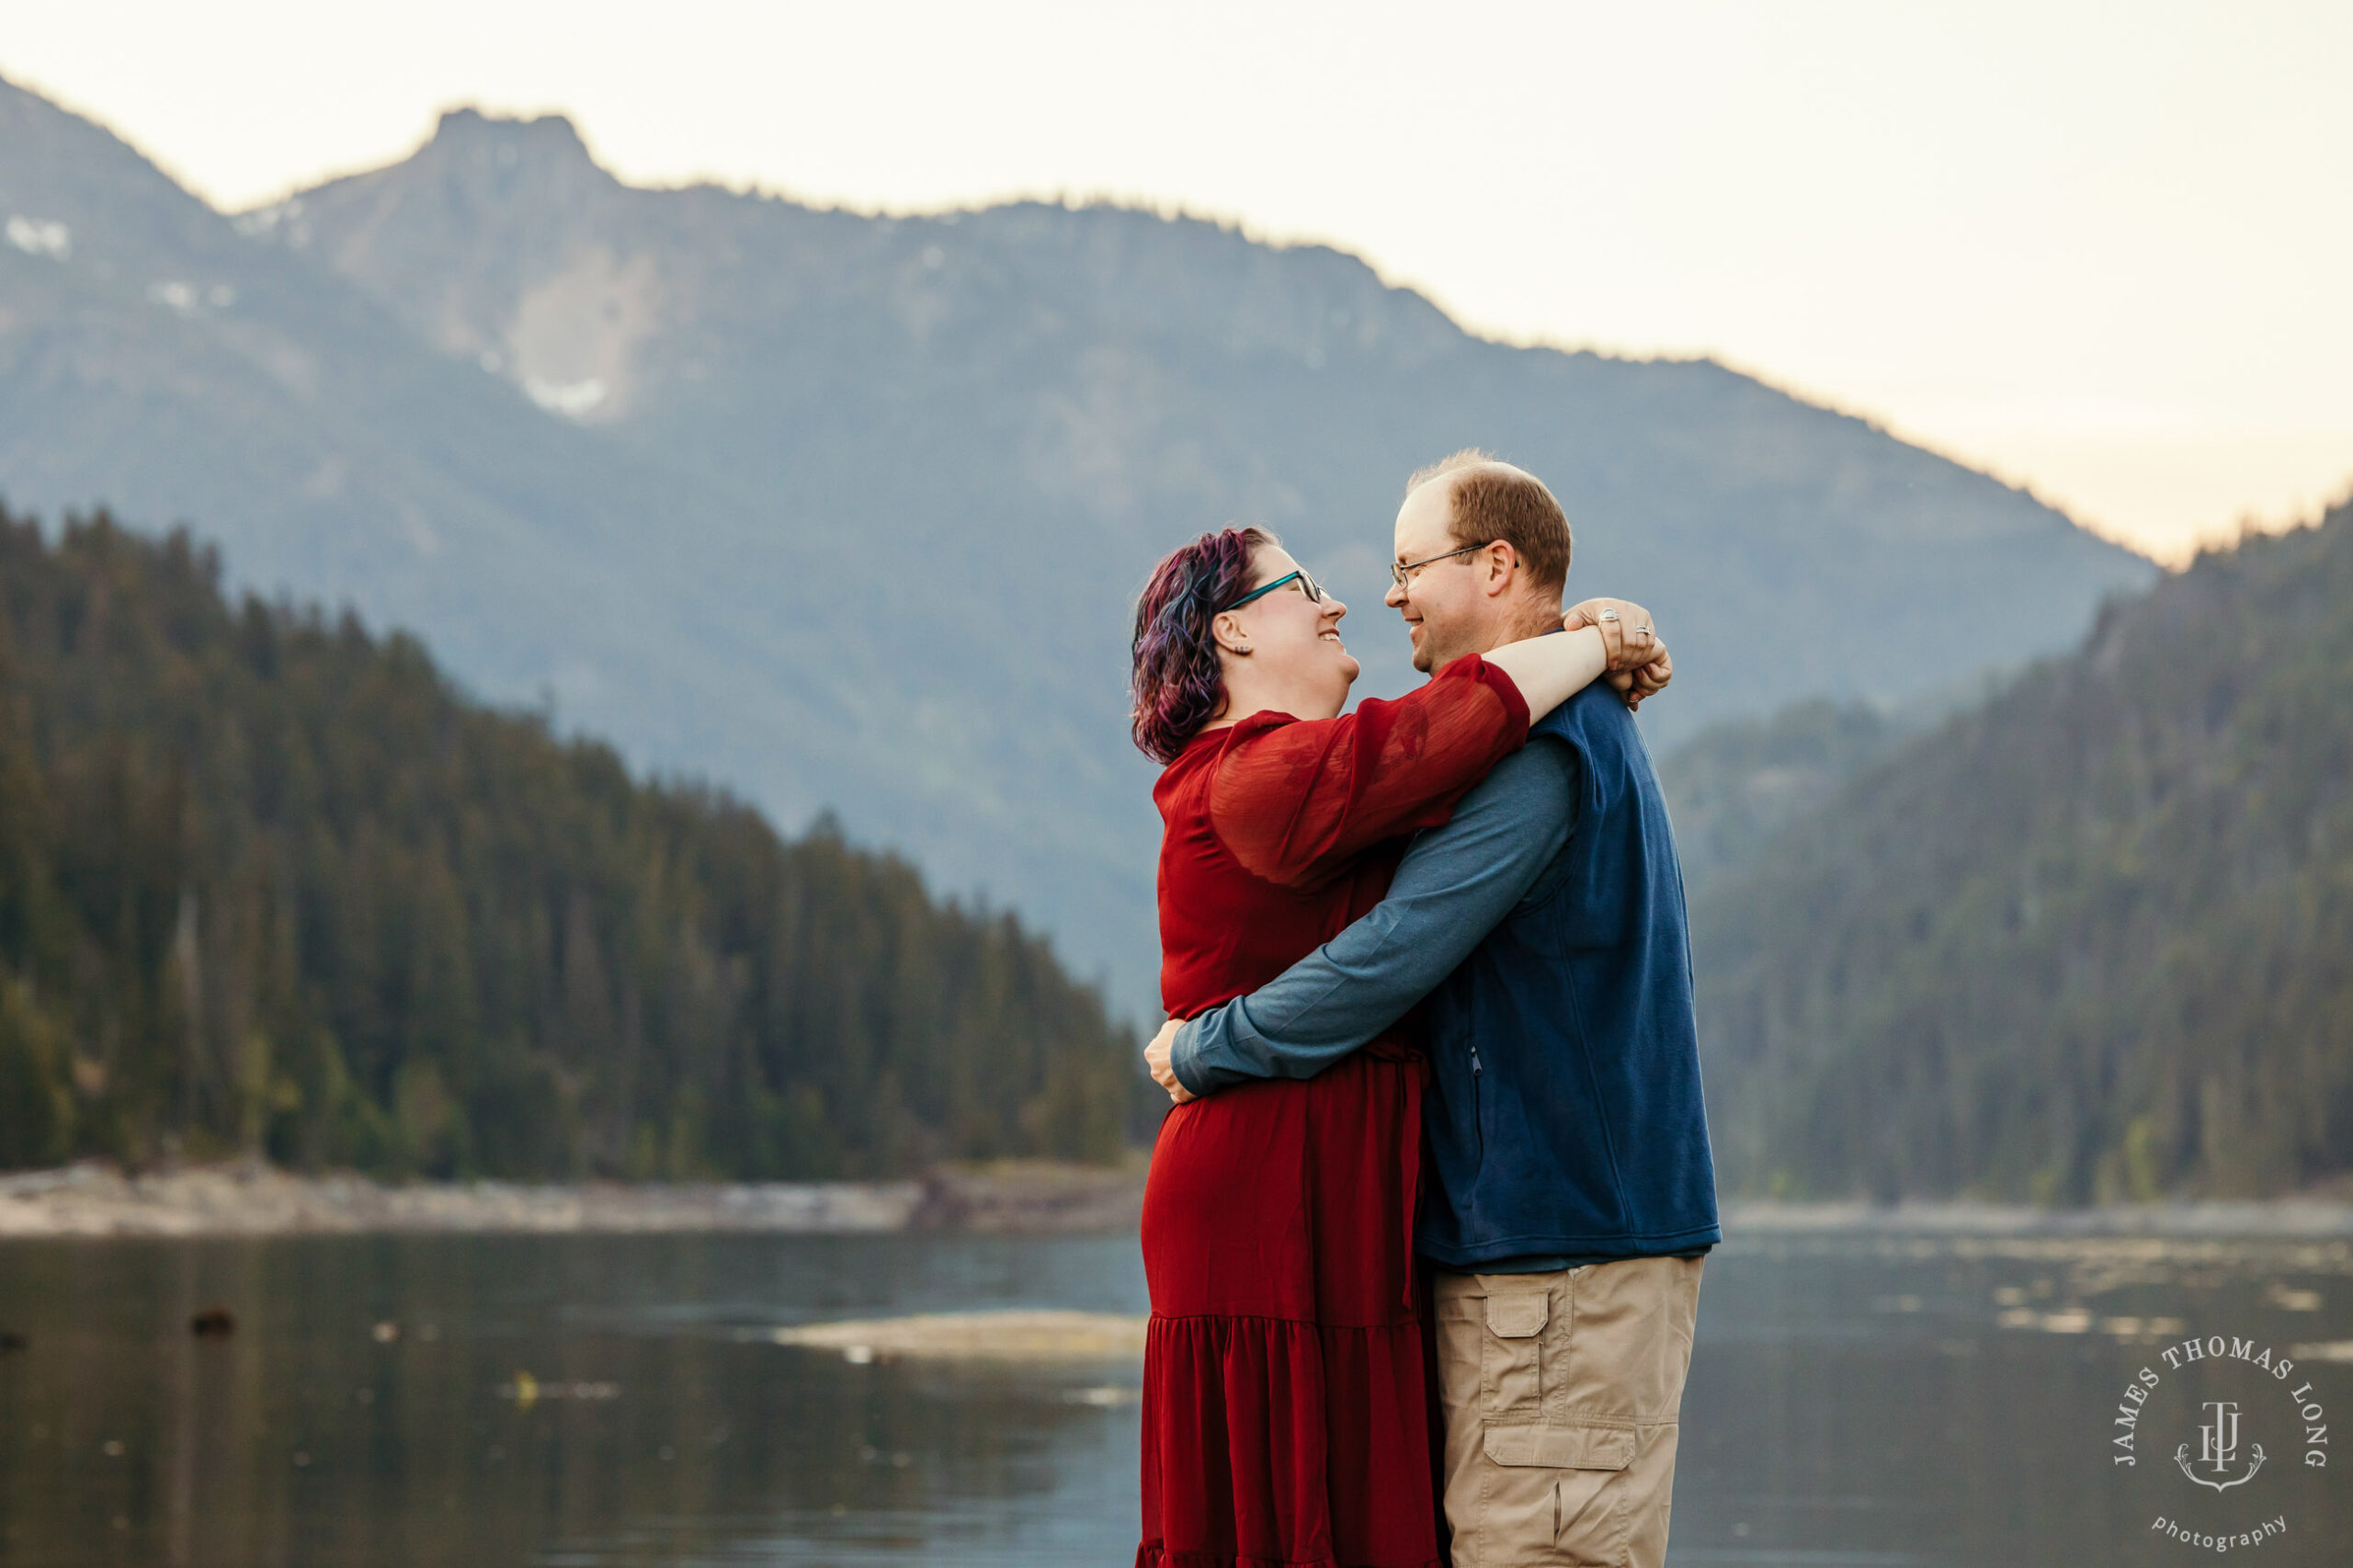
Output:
[1563, 597, 1660, 669]
[1564, 598, 1671, 710]
[1145, 1017, 1197, 1104]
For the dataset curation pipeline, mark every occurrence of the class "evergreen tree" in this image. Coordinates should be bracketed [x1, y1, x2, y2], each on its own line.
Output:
[1694, 501, 2353, 1200]
[0, 506, 1148, 1177]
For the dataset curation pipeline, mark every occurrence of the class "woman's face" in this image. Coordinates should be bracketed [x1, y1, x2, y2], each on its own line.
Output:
[1223, 545, 1358, 712]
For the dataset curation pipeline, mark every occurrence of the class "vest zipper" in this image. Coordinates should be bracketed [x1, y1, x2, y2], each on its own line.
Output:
[1469, 1041, 1484, 1162]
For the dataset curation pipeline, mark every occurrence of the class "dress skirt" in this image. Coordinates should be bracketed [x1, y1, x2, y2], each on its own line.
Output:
[1136, 1043, 1439, 1568]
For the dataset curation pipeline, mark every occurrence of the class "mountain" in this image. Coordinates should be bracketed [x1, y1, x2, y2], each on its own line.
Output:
[0, 81, 2158, 1007]
[0, 506, 1140, 1176]
[1691, 501, 2353, 1202]
[1659, 699, 1907, 892]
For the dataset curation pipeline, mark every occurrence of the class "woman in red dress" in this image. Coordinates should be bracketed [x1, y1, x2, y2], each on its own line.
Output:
[1129, 524, 1654, 1568]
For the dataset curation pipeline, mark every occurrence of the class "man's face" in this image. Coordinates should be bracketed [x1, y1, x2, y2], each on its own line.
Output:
[1386, 478, 1488, 673]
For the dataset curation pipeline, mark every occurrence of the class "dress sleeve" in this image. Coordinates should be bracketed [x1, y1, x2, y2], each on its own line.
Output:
[1174, 740, 1581, 1091]
[1207, 653, 1531, 889]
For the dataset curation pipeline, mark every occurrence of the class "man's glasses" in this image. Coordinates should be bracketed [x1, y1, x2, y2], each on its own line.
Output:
[1389, 541, 1490, 589]
[1221, 568, 1327, 612]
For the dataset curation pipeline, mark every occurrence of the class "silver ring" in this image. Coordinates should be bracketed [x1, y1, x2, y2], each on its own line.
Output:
[1637, 624, 1653, 636]
[1597, 609, 1620, 622]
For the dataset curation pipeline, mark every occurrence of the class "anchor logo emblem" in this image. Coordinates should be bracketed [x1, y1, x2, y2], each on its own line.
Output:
[2175, 1400, 2266, 1492]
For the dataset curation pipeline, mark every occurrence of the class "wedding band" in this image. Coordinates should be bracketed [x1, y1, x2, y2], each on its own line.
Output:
[1598, 609, 1620, 622]
[1638, 624, 1653, 636]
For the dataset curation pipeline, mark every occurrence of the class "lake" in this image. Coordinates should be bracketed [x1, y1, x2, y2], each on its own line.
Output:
[0, 1222, 2347, 1566]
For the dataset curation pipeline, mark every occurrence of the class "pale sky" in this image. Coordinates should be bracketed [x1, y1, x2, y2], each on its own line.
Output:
[8, 0, 2349, 563]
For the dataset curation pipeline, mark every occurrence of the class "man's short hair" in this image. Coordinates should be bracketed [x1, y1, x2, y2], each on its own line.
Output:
[1405, 449, 1572, 592]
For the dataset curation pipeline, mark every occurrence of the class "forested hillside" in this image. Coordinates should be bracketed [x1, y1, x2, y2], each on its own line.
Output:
[1692, 503, 2353, 1201]
[1660, 699, 1904, 892]
[0, 508, 1140, 1177]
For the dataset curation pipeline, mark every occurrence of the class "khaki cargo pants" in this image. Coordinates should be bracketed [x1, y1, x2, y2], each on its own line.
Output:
[1433, 1255, 1704, 1568]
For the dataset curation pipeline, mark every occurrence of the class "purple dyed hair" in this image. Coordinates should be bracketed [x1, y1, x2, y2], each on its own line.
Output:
[1130, 526, 1276, 764]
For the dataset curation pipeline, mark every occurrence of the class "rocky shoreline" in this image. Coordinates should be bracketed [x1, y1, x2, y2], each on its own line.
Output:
[5, 1162, 2349, 1242]
[1720, 1197, 2353, 1236]
[0, 1160, 1148, 1239]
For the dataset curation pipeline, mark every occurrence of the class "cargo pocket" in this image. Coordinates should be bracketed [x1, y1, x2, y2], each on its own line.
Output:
[1482, 1422, 1635, 1568]
[1478, 1288, 1550, 1416]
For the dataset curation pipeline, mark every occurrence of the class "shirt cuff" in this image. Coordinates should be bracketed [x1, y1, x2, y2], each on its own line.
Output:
[1168, 1016, 1213, 1097]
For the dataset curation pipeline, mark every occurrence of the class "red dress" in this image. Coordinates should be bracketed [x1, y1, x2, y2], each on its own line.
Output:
[1137, 655, 1531, 1568]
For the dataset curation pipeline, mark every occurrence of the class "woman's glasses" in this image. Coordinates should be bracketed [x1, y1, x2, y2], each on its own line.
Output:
[1221, 568, 1327, 612]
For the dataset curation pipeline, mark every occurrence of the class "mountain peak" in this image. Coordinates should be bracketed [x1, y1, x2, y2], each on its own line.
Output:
[427, 107, 596, 165]
[316, 103, 622, 224]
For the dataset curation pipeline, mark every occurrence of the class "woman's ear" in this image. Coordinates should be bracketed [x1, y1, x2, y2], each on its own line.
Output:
[1213, 610, 1253, 656]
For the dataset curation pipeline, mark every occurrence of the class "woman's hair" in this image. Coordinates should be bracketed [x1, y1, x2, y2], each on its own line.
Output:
[1130, 526, 1274, 764]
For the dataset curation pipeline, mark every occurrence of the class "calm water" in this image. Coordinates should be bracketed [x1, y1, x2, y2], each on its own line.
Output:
[0, 1224, 2347, 1567]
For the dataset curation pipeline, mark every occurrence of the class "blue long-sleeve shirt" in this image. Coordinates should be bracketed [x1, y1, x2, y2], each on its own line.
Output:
[1170, 737, 1581, 1095]
[1170, 719, 1715, 1274]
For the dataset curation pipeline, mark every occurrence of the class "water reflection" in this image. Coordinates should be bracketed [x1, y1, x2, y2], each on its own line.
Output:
[0, 1227, 2347, 1566]
[1672, 1230, 2352, 1566]
[0, 1235, 1147, 1567]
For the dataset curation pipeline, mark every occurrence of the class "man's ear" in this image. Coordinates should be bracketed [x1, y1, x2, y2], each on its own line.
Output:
[1481, 542, 1518, 598]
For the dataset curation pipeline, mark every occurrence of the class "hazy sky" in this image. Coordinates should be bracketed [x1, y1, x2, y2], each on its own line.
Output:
[9, 0, 2348, 562]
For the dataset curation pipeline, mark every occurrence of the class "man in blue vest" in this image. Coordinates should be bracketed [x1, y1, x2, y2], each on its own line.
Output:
[1145, 449, 1718, 1568]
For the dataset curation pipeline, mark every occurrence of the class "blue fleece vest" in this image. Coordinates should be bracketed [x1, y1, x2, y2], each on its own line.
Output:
[1415, 683, 1722, 1269]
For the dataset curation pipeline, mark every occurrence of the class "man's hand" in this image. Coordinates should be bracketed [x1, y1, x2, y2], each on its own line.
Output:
[1564, 597, 1672, 711]
[1145, 1017, 1197, 1104]
[1608, 643, 1672, 710]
